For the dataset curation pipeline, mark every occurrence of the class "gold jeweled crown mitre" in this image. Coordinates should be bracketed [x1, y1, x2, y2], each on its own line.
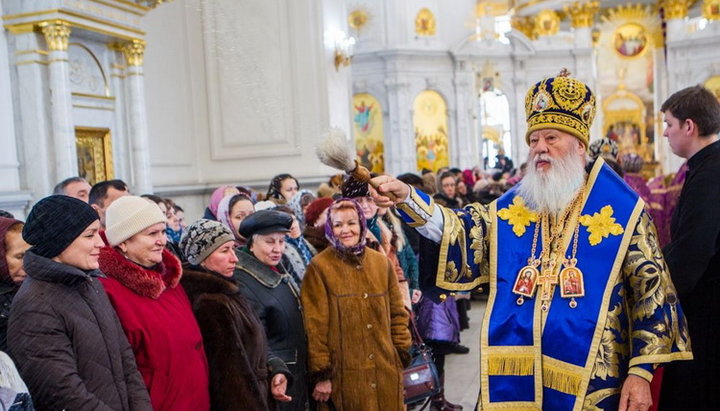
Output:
[524, 69, 596, 148]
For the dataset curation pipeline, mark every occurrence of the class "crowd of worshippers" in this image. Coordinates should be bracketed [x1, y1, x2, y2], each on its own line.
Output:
[0, 169, 497, 410]
[0, 144, 695, 411]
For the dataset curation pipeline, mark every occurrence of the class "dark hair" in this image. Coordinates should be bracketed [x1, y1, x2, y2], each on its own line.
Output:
[449, 168, 462, 175]
[141, 194, 164, 205]
[266, 174, 299, 201]
[397, 173, 424, 188]
[228, 194, 253, 213]
[438, 171, 456, 182]
[53, 176, 88, 195]
[0, 210, 14, 219]
[89, 179, 128, 206]
[661, 85, 720, 137]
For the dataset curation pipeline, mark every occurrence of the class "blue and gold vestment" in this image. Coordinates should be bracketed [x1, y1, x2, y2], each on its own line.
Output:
[397, 159, 692, 410]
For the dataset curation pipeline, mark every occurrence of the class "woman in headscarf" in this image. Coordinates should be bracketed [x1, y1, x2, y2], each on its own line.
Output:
[205, 185, 241, 220]
[180, 219, 292, 410]
[236, 210, 308, 411]
[98, 196, 210, 410]
[301, 198, 412, 410]
[217, 194, 255, 247]
[274, 206, 315, 283]
[0, 217, 29, 351]
[266, 174, 299, 205]
[8, 195, 151, 410]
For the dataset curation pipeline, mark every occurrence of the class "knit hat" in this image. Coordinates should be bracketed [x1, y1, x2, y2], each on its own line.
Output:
[180, 219, 235, 265]
[525, 69, 596, 148]
[304, 197, 334, 226]
[105, 196, 166, 246]
[22, 195, 99, 258]
[341, 175, 370, 198]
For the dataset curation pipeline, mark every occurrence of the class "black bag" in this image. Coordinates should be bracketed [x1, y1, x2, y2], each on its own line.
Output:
[403, 315, 442, 405]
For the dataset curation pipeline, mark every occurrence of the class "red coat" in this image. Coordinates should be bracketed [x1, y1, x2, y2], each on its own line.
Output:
[98, 246, 210, 411]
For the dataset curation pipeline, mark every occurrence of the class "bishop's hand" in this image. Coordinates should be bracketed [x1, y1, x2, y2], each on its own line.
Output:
[369, 175, 410, 207]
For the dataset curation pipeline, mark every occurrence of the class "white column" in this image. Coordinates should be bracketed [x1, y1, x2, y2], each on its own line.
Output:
[453, 66, 479, 169]
[385, 76, 415, 174]
[40, 21, 78, 181]
[122, 40, 153, 195]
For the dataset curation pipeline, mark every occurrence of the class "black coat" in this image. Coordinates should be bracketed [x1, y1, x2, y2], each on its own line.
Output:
[234, 250, 308, 411]
[182, 266, 291, 411]
[7, 251, 151, 411]
[0, 282, 18, 352]
[661, 140, 720, 410]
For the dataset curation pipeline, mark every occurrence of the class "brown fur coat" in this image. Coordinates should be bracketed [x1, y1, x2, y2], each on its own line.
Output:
[181, 267, 280, 411]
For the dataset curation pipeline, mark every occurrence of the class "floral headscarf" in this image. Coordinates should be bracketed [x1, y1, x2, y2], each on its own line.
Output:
[324, 198, 367, 256]
[266, 174, 299, 202]
[287, 189, 315, 226]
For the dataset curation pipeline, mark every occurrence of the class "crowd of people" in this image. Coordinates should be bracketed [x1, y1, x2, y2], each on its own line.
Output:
[0, 74, 717, 411]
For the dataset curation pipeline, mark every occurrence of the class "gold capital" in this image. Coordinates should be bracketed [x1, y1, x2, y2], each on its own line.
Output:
[661, 0, 690, 20]
[565, 1, 600, 29]
[511, 16, 535, 39]
[39, 21, 71, 52]
[534, 9, 560, 37]
[121, 40, 146, 67]
[703, 0, 720, 20]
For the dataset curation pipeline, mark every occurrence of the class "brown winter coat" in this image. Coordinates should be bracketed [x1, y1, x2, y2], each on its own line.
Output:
[301, 247, 411, 411]
[181, 266, 289, 411]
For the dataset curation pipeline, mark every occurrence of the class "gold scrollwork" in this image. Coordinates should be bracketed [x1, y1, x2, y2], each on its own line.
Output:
[660, 0, 690, 20]
[121, 39, 146, 67]
[511, 16, 535, 39]
[565, 1, 600, 29]
[534, 9, 560, 37]
[704, 0, 720, 20]
[39, 20, 71, 52]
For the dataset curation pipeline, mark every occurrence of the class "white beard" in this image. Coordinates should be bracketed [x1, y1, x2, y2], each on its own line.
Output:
[517, 150, 587, 214]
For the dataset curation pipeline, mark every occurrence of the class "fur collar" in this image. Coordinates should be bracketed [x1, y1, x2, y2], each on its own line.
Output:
[98, 246, 182, 299]
[180, 266, 240, 298]
[235, 249, 285, 288]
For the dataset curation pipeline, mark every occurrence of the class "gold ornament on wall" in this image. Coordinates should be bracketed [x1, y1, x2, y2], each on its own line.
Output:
[511, 16, 535, 39]
[534, 9, 560, 37]
[415, 8, 436, 36]
[121, 39, 146, 67]
[348, 9, 369, 31]
[613, 23, 650, 59]
[703, 0, 720, 20]
[39, 20, 71, 52]
[705, 75, 720, 102]
[660, 0, 690, 20]
[565, 1, 599, 29]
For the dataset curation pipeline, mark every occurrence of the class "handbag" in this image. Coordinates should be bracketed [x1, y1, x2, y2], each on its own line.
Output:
[403, 314, 442, 406]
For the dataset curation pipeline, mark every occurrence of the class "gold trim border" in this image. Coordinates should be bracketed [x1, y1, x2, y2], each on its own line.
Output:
[3, 9, 145, 41]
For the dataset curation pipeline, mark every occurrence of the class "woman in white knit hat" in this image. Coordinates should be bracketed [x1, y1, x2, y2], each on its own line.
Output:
[97, 196, 210, 411]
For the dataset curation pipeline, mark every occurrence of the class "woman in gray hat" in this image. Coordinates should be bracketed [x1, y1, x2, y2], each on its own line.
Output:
[236, 209, 308, 411]
[8, 195, 151, 410]
[180, 219, 292, 410]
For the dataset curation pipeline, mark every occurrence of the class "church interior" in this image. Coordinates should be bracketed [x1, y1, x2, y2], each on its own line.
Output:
[1, 0, 719, 219]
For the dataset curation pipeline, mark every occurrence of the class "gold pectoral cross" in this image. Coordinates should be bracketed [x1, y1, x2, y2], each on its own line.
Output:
[538, 270, 558, 302]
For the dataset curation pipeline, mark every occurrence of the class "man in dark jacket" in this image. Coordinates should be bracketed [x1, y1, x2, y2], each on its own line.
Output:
[659, 85, 720, 410]
[8, 195, 151, 410]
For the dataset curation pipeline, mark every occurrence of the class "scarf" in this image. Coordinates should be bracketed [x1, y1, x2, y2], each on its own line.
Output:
[324, 198, 367, 256]
[286, 236, 313, 265]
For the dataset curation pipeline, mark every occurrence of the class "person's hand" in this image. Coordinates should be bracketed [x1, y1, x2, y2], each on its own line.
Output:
[312, 380, 332, 402]
[618, 374, 652, 411]
[369, 175, 410, 207]
[411, 289, 422, 304]
[270, 374, 292, 402]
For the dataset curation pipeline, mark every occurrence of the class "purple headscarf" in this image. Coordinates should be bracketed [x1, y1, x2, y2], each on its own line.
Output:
[216, 194, 248, 245]
[324, 198, 368, 256]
